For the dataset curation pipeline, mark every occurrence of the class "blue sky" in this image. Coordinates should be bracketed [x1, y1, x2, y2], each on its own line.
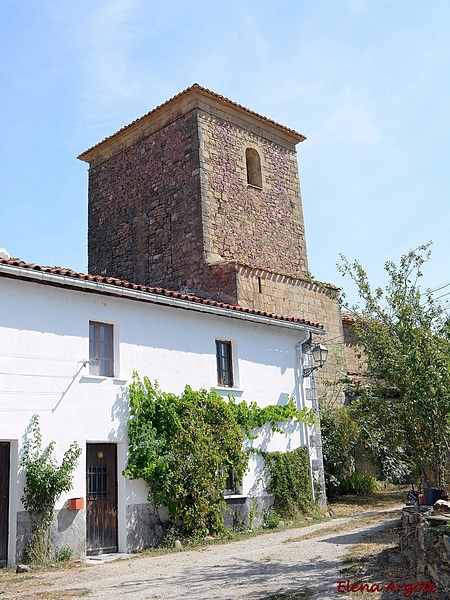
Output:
[1, 0, 449, 305]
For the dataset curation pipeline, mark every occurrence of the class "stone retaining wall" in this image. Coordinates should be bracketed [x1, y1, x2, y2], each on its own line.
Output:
[400, 506, 450, 598]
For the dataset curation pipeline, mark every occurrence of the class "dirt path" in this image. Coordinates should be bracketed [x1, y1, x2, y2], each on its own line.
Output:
[2, 508, 403, 600]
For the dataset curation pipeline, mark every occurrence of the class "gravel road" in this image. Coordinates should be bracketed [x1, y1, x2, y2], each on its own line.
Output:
[6, 509, 403, 600]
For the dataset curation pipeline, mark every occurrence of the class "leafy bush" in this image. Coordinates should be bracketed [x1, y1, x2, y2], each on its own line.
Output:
[54, 546, 73, 562]
[347, 396, 413, 482]
[157, 523, 186, 548]
[339, 244, 450, 489]
[321, 403, 409, 497]
[264, 508, 280, 529]
[125, 375, 248, 538]
[228, 397, 317, 438]
[320, 407, 358, 500]
[21, 415, 81, 562]
[339, 472, 380, 495]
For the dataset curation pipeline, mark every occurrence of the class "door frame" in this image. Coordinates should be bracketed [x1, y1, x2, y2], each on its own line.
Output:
[0, 442, 10, 568]
[86, 442, 118, 555]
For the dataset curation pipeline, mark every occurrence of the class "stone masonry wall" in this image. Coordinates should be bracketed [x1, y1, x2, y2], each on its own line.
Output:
[342, 315, 367, 376]
[198, 112, 309, 278]
[235, 265, 346, 404]
[400, 507, 450, 598]
[16, 509, 86, 562]
[88, 110, 205, 292]
[206, 262, 345, 404]
[88, 105, 310, 303]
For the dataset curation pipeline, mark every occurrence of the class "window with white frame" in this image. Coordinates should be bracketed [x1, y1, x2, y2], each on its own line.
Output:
[216, 340, 233, 387]
[89, 321, 114, 377]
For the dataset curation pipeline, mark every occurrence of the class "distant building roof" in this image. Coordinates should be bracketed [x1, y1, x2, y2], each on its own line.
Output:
[342, 312, 357, 325]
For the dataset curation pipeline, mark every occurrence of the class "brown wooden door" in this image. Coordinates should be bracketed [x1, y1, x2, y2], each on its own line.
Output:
[86, 443, 118, 555]
[0, 442, 10, 568]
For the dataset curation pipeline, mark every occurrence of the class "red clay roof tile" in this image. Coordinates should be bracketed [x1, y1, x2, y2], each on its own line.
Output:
[0, 257, 324, 330]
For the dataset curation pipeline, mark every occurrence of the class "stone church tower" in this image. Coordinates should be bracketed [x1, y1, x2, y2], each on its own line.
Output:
[79, 85, 344, 393]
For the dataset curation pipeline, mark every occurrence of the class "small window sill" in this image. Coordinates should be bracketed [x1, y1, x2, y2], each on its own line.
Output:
[247, 183, 262, 191]
[224, 493, 247, 500]
[80, 375, 127, 385]
[215, 386, 244, 395]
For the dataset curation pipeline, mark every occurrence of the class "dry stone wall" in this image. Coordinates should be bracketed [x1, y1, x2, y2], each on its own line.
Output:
[400, 507, 450, 598]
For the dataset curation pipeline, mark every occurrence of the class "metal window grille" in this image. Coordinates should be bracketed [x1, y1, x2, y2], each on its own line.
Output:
[87, 466, 108, 500]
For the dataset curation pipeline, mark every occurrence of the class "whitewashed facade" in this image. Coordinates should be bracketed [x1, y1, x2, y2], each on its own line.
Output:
[0, 259, 325, 565]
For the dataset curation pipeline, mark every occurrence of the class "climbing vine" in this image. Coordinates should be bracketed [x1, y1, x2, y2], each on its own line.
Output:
[125, 373, 316, 537]
[228, 397, 317, 437]
[263, 447, 314, 517]
[21, 415, 81, 562]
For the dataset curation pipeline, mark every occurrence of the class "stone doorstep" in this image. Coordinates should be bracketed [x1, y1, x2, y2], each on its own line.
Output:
[84, 553, 133, 565]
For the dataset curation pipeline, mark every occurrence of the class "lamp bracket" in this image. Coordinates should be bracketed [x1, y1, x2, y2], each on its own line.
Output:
[302, 364, 322, 378]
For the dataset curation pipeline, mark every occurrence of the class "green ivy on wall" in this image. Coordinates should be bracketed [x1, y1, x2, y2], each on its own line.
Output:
[228, 396, 317, 437]
[125, 372, 316, 537]
[263, 447, 314, 517]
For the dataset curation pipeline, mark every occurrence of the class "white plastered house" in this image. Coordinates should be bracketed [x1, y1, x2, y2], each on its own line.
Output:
[0, 257, 325, 566]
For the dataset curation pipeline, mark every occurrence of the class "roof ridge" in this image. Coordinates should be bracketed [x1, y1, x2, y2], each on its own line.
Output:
[78, 83, 306, 159]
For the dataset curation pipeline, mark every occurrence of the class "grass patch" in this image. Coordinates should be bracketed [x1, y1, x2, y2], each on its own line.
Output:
[0, 585, 90, 600]
[136, 514, 324, 558]
[283, 509, 400, 544]
[0, 560, 86, 600]
[329, 485, 407, 518]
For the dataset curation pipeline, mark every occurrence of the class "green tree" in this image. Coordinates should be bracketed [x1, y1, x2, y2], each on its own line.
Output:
[21, 415, 81, 562]
[339, 243, 450, 488]
[320, 405, 359, 498]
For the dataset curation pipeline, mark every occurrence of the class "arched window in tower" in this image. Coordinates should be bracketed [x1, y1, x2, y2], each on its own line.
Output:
[246, 148, 262, 188]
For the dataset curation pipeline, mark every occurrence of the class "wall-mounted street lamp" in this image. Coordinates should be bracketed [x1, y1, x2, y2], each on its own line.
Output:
[302, 343, 328, 378]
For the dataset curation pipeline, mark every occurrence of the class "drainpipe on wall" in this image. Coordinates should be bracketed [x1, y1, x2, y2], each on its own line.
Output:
[295, 333, 316, 502]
